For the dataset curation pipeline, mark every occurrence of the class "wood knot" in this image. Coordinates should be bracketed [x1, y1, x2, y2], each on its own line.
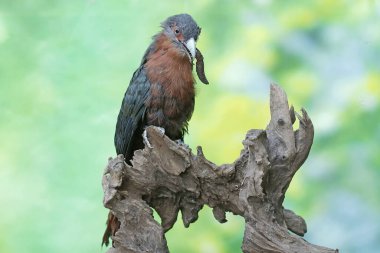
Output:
[278, 118, 285, 126]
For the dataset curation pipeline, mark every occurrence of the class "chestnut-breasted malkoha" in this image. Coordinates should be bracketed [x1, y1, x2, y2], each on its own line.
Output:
[102, 13, 209, 247]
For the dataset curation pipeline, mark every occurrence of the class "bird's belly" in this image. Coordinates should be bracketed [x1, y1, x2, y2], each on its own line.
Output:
[146, 95, 194, 140]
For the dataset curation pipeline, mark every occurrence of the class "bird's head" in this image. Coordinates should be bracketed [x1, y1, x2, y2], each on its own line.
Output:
[161, 14, 209, 84]
[162, 14, 200, 60]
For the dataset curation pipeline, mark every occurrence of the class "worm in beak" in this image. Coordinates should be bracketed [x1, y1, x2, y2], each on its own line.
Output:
[195, 48, 209, 84]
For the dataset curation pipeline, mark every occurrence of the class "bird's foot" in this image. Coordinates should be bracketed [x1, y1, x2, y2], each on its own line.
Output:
[175, 139, 190, 149]
[143, 127, 166, 149]
[156, 127, 165, 135]
[143, 130, 153, 148]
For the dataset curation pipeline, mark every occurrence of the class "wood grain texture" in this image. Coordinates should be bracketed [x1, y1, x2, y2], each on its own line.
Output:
[102, 84, 338, 253]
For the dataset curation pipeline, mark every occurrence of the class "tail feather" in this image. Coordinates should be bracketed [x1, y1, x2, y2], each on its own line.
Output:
[102, 212, 120, 247]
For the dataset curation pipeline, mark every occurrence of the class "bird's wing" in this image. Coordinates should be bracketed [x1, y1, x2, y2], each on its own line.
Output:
[114, 65, 150, 159]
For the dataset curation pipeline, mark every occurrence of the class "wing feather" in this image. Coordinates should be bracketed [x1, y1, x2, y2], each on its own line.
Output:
[114, 66, 150, 158]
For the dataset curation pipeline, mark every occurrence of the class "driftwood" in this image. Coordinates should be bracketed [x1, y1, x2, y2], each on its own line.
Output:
[102, 84, 338, 253]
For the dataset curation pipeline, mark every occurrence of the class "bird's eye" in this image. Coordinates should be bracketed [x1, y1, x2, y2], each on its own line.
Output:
[175, 29, 180, 34]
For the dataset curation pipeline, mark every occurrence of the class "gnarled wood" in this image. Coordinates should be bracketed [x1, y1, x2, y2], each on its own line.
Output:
[102, 84, 338, 253]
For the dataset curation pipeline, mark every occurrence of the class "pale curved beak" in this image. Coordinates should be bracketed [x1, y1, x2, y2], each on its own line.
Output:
[185, 38, 196, 59]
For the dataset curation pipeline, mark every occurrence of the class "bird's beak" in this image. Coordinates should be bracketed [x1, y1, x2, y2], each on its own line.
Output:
[185, 38, 196, 59]
[195, 48, 209, 84]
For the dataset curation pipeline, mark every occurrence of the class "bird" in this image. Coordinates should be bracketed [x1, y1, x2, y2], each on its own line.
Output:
[102, 13, 209, 247]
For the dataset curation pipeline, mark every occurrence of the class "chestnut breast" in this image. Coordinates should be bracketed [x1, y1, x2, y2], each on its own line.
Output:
[145, 35, 195, 140]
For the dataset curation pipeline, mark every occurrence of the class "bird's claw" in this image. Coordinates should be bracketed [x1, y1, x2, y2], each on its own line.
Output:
[156, 127, 165, 135]
[143, 130, 153, 149]
[175, 139, 190, 149]
[143, 127, 166, 149]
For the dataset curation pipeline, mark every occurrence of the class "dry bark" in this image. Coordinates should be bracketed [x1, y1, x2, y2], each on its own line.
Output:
[102, 84, 338, 253]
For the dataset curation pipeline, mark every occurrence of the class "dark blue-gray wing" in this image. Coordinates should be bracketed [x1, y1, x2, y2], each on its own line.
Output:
[114, 66, 150, 159]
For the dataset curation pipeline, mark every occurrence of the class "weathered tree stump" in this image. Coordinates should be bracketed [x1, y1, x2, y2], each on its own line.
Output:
[102, 84, 338, 253]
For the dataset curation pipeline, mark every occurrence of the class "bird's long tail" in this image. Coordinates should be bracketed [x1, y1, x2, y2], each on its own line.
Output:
[102, 212, 120, 247]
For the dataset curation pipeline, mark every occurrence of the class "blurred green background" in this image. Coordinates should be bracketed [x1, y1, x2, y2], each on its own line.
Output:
[1, 0, 379, 252]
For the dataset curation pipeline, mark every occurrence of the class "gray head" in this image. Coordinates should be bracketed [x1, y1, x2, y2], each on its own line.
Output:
[161, 14, 201, 59]
[162, 14, 201, 42]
